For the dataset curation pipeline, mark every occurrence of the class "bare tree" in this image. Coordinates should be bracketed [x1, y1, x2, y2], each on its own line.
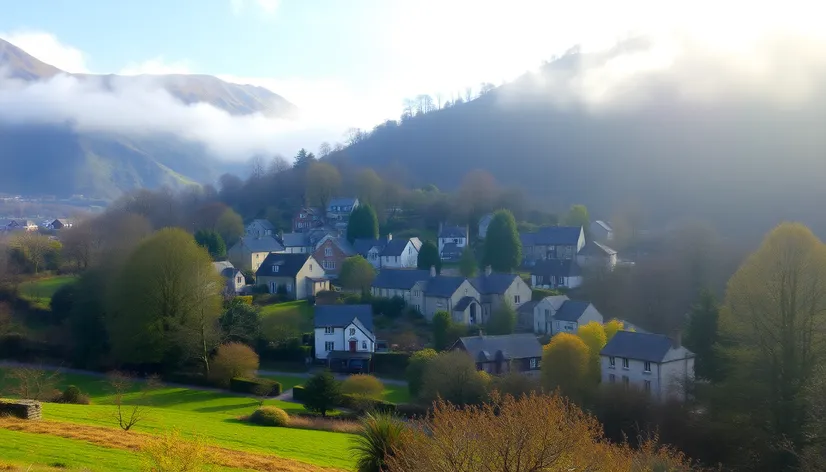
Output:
[464, 86, 474, 102]
[267, 155, 290, 175]
[414, 94, 435, 114]
[61, 224, 94, 271]
[318, 142, 332, 158]
[4, 367, 62, 401]
[107, 371, 162, 431]
[479, 82, 495, 95]
[435, 92, 443, 109]
[249, 155, 266, 179]
[346, 128, 368, 146]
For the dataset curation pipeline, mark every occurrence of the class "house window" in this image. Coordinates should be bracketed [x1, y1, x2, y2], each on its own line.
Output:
[325, 247, 333, 256]
[324, 326, 334, 334]
[643, 361, 651, 373]
[325, 341, 334, 351]
[644, 380, 651, 392]
[408, 247, 412, 254]
[414, 304, 421, 312]
[609, 374, 616, 383]
[622, 358, 629, 369]
[237, 276, 242, 283]
[514, 295, 520, 304]
[545, 309, 550, 318]
[272, 265, 279, 273]
[529, 358, 538, 369]
[362, 341, 367, 349]
[309, 264, 313, 271]
[286, 283, 292, 292]
[609, 357, 616, 368]
[349, 328, 356, 336]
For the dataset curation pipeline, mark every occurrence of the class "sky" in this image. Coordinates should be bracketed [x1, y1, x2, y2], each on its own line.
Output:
[0, 0, 823, 159]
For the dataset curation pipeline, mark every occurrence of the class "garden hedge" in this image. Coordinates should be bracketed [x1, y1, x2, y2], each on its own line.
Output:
[230, 377, 282, 396]
[372, 352, 410, 374]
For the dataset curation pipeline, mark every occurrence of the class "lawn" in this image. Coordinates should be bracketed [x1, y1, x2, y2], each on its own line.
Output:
[259, 300, 313, 318]
[0, 428, 145, 471]
[18, 275, 76, 309]
[382, 383, 411, 404]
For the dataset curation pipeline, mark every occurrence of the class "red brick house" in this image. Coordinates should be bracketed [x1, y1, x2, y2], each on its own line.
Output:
[293, 207, 323, 232]
[312, 235, 355, 277]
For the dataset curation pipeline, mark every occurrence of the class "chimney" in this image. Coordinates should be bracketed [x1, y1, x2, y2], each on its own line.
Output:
[672, 331, 682, 349]
[430, 265, 436, 278]
[484, 265, 492, 276]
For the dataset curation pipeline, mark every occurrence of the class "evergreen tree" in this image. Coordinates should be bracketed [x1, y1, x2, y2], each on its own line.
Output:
[459, 247, 477, 277]
[487, 303, 516, 335]
[417, 241, 441, 274]
[685, 290, 720, 381]
[302, 371, 341, 417]
[482, 210, 521, 272]
[432, 311, 453, 351]
[347, 204, 379, 243]
[194, 229, 227, 260]
[293, 148, 317, 168]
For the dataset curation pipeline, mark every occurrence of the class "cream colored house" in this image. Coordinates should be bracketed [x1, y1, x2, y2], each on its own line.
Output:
[227, 235, 285, 272]
[255, 253, 328, 300]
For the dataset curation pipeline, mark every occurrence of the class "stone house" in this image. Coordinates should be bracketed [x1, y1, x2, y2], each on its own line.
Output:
[255, 253, 328, 300]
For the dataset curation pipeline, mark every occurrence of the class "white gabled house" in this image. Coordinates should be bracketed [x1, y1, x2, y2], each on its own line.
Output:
[314, 304, 376, 362]
[380, 237, 421, 269]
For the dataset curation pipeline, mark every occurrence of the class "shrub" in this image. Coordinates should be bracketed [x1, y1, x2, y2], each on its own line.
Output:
[209, 342, 259, 387]
[301, 371, 341, 417]
[229, 377, 281, 396]
[248, 406, 290, 427]
[351, 412, 408, 472]
[340, 394, 397, 414]
[288, 415, 361, 433]
[372, 352, 410, 374]
[140, 429, 214, 471]
[341, 374, 384, 400]
[55, 384, 90, 405]
[235, 295, 253, 305]
[406, 349, 437, 397]
[395, 403, 429, 419]
[371, 296, 406, 318]
[292, 385, 306, 402]
[420, 351, 490, 406]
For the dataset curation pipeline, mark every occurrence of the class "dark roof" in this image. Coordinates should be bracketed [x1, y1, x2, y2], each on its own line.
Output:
[250, 219, 275, 231]
[424, 275, 467, 298]
[517, 300, 539, 315]
[314, 304, 374, 331]
[600, 331, 676, 363]
[531, 259, 582, 277]
[280, 232, 310, 247]
[520, 226, 582, 246]
[439, 226, 467, 239]
[328, 197, 358, 210]
[470, 273, 519, 294]
[238, 235, 285, 253]
[220, 267, 241, 278]
[457, 334, 542, 361]
[453, 296, 478, 311]
[372, 269, 431, 290]
[255, 253, 311, 277]
[554, 300, 592, 322]
[579, 240, 617, 256]
[441, 242, 461, 255]
[353, 237, 387, 256]
[381, 238, 414, 257]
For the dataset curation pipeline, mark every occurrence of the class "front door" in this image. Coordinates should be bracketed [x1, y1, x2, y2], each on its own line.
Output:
[349, 340, 357, 352]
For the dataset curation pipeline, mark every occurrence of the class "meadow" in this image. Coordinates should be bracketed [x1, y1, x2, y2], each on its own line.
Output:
[17, 275, 76, 310]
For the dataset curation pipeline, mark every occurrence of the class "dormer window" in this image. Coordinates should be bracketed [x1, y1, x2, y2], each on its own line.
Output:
[325, 247, 333, 257]
[272, 265, 279, 273]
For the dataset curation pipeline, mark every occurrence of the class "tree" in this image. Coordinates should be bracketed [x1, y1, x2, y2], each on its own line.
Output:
[482, 210, 521, 273]
[432, 311, 455, 352]
[318, 142, 332, 157]
[293, 148, 317, 168]
[420, 351, 490, 406]
[107, 371, 162, 431]
[357, 169, 384, 208]
[459, 247, 477, 277]
[577, 321, 608, 382]
[215, 208, 244, 247]
[352, 412, 408, 472]
[416, 241, 441, 274]
[718, 223, 826, 468]
[486, 303, 516, 335]
[194, 230, 226, 260]
[219, 299, 261, 343]
[3, 367, 62, 400]
[339, 256, 376, 295]
[210, 342, 260, 386]
[260, 307, 305, 346]
[341, 374, 385, 401]
[406, 348, 437, 398]
[193, 202, 231, 232]
[541, 333, 590, 401]
[302, 371, 341, 417]
[9, 232, 59, 274]
[565, 204, 590, 231]
[107, 228, 223, 367]
[347, 204, 379, 243]
[457, 170, 498, 221]
[306, 162, 342, 212]
[684, 290, 720, 381]
[61, 224, 94, 271]
[603, 319, 625, 341]
[0, 302, 12, 338]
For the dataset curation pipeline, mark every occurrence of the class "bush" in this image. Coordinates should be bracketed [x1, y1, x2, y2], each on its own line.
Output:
[235, 295, 253, 305]
[351, 412, 408, 472]
[371, 296, 406, 318]
[395, 403, 429, 419]
[341, 394, 397, 414]
[55, 385, 90, 405]
[406, 349, 438, 398]
[209, 342, 260, 387]
[248, 406, 290, 427]
[341, 374, 384, 399]
[141, 429, 214, 471]
[230, 377, 281, 396]
[292, 385, 306, 402]
[372, 352, 410, 375]
[301, 371, 341, 417]
[258, 342, 311, 363]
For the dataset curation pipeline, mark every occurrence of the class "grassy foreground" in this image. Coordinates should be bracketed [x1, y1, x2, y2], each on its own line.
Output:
[18, 275, 76, 310]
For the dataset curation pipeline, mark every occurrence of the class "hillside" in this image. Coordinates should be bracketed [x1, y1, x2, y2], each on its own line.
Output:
[331, 44, 826, 238]
[0, 38, 294, 199]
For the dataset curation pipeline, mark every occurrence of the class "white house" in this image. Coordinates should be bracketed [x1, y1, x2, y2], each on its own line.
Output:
[438, 225, 468, 261]
[590, 220, 614, 242]
[549, 300, 604, 335]
[518, 295, 569, 333]
[212, 261, 246, 296]
[246, 219, 275, 238]
[530, 259, 583, 290]
[577, 240, 618, 271]
[600, 331, 695, 401]
[380, 237, 421, 269]
[478, 213, 493, 239]
[327, 197, 359, 223]
[314, 304, 376, 360]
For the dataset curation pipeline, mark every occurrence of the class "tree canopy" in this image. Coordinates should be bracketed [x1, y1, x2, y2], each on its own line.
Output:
[564, 204, 590, 230]
[541, 333, 591, 401]
[577, 321, 608, 382]
[459, 247, 477, 277]
[486, 303, 516, 335]
[339, 256, 376, 294]
[432, 311, 453, 351]
[194, 229, 226, 260]
[482, 209, 521, 273]
[417, 241, 441, 274]
[347, 204, 379, 243]
[306, 162, 342, 212]
[215, 208, 244, 247]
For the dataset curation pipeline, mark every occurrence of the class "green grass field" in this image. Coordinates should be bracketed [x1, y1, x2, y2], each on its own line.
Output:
[0, 369, 355, 470]
[0, 428, 146, 471]
[259, 300, 313, 318]
[18, 276, 76, 310]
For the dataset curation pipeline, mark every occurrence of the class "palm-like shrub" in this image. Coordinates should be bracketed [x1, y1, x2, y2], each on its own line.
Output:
[351, 412, 407, 472]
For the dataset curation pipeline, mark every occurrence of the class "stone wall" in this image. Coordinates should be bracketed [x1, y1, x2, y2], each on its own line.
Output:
[0, 399, 42, 420]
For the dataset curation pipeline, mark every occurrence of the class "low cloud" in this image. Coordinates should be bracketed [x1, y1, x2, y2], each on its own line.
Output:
[119, 57, 193, 76]
[0, 31, 89, 73]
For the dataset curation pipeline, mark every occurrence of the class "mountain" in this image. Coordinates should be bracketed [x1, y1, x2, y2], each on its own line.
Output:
[330, 43, 826, 239]
[0, 38, 296, 199]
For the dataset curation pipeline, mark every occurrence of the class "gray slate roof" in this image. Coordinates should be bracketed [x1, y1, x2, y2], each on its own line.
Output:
[328, 197, 358, 211]
[249, 219, 275, 231]
[280, 232, 310, 248]
[520, 226, 582, 246]
[471, 273, 519, 294]
[517, 300, 539, 315]
[439, 226, 467, 239]
[457, 333, 542, 361]
[238, 235, 285, 253]
[600, 331, 681, 363]
[314, 304, 374, 332]
[579, 240, 617, 256]
[424, 275, 467, 298]
[372, 269, 431, 290]
[381, 237, 419, 257]
[554, 300, 593, 322]
[531, 259, 582, 277]
[353, 237, 389, 256]
[255, 253, 311, 277]
[453, 296, 477, 311]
